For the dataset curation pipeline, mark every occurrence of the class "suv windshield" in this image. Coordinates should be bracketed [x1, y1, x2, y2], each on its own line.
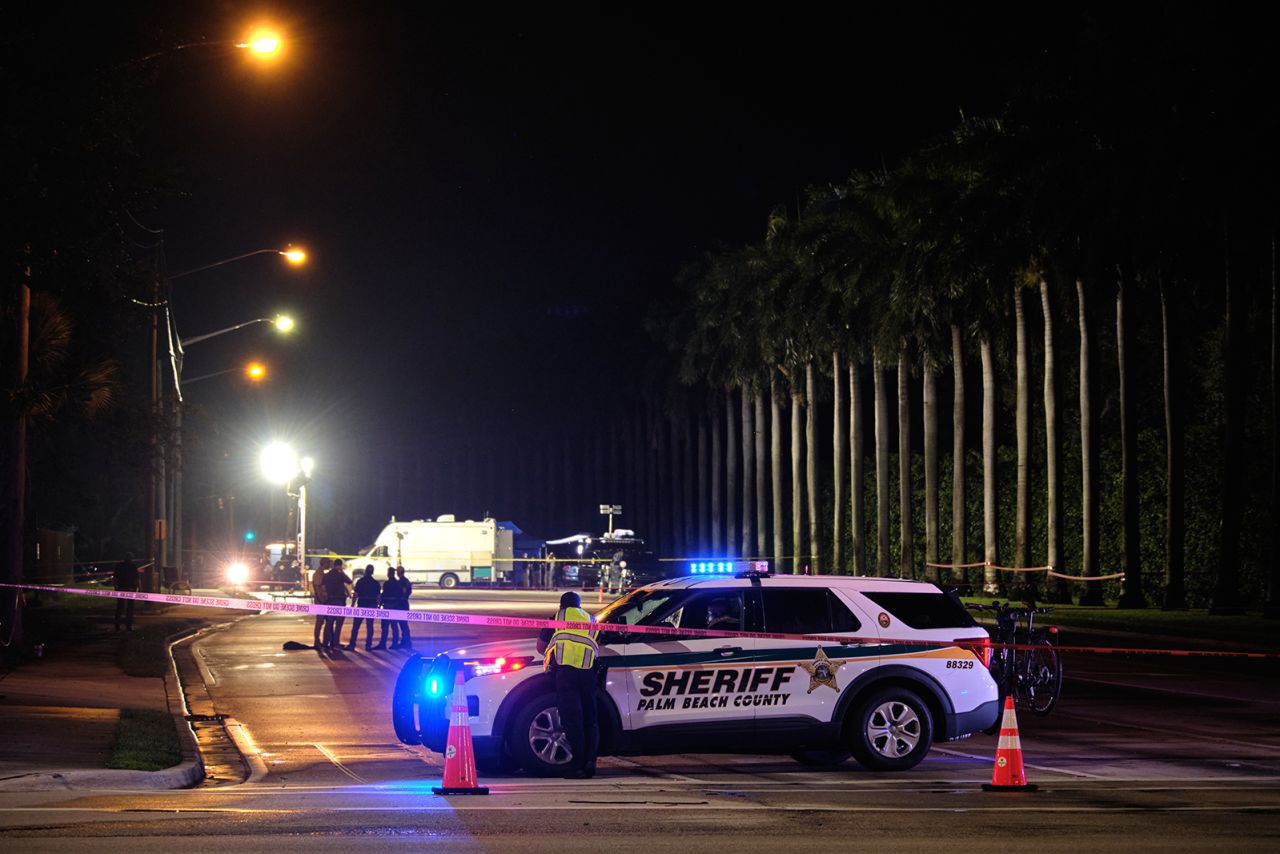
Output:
[597, 589, 693, 626]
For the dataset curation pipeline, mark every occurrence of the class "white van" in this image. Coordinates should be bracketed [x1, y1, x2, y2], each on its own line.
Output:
[350, 516, 514, 589]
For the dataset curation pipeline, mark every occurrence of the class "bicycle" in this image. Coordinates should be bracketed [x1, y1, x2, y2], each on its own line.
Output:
[966, 600, 1063, 716]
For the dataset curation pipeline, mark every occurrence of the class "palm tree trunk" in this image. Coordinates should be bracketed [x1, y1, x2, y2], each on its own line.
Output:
[740, 382, 753, 557]
[711, 398, 722, 555]
[1041, 280, 1069, 603]
[923, 359, 939, 584]
[771, 371, 785, 572]
[667, 415, 681, 555]
[755, 388, 767, 559]
[2, 269, 30, 646]
[850, 359, 867, 576]
[726, 390, 738, 557]
[791, 382, 804, 573]
[981, 334, 999, 594]
[1212, 232, 1246, 614]
[806, 360, 820, 574]
[874, 357, 891, 577]
[1078, 279, 1103, 605]
[832, 351, 845, 574]
[1267, 237, 1280, 617]
[950, 325, 966, 584]
[697, 412, 709, 552]
[1015, 286, 1031, 581]
[1161, 281, 1187, 610]
[682, 416, 694, 556]
[1117, 270, 1144, 607]
[898, 355, 913, 579]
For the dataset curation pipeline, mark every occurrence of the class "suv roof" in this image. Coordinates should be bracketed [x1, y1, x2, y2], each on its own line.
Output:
[647, 573, 946, 593]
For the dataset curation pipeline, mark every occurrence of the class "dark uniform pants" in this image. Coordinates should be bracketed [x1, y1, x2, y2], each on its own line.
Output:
[554, 665, 599, 771]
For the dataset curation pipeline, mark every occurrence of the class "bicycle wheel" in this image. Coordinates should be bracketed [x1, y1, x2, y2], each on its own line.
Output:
[1025, 638, 1063, 715]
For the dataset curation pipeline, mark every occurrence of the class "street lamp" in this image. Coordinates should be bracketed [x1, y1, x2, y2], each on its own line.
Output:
[170, 247, 308, 280]
[164, 310, 297, 584]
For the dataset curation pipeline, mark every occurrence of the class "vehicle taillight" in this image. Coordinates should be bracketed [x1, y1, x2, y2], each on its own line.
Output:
[959, 635, 991, 668]
[461, 656, 535, 680]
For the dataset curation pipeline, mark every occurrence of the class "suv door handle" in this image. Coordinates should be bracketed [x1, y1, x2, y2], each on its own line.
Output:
[714, 645, 742, 657]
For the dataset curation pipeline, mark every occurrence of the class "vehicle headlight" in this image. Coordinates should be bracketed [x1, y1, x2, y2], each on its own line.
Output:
[226, 562, 249, 585]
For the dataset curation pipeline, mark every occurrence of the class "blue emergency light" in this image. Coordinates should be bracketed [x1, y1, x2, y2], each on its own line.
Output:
[688, 561, 734, 574]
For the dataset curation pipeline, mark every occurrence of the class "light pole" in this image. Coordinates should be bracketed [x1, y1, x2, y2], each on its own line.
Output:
[260, 442, 314, 575]
[165, 307, 297, 583]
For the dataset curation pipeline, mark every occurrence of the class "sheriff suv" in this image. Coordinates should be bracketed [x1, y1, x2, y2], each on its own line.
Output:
[392, 572, 999, 774]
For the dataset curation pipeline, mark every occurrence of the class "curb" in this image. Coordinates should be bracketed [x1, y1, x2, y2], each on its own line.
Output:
[0, 623, 209, 793]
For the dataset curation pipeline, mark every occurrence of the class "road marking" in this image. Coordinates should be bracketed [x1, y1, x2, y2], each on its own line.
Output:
[1053, 709, 1280, 753]
[3, 803, 1279, 814]
[313, 743, 368, 784]
[607, 757, 701, 783]
[931, 746, 1106, 779]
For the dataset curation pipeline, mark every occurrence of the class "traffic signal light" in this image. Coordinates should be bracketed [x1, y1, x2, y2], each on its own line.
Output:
[244, 530, 256, 542]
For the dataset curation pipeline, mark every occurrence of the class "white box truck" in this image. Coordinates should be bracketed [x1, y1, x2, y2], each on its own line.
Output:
[349, 515, 514, 588]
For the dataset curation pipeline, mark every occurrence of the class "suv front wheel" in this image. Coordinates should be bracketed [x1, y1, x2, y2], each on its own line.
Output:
[507, 692, 575, 776]
[849, 687, 934, 772]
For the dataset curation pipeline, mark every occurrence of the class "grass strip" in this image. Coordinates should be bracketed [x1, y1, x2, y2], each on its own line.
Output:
[107, 708, 182, 771]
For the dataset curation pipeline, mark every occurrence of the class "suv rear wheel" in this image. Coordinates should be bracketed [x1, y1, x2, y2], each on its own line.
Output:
[507, 692, 574, 776]
[849, 687, 934, 772]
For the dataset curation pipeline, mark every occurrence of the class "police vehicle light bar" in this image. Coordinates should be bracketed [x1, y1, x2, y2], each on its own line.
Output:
[688, 559, 770, 575]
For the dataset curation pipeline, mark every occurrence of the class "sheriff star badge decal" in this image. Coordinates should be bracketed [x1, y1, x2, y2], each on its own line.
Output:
[799, 646, 848, 693]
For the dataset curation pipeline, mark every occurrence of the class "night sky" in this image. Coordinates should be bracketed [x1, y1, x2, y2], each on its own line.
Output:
[19, 3, 1101, 549]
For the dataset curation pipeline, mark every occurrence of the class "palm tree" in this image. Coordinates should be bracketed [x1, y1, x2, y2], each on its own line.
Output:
[951, 325, 967, 583]
[754, 388, 767, 560]
[898, 355, 913, 578]
[770, 369, 785, 572]
[1040, 277, 1070, 603]
[832, 350, 845, 573]
[740, 381, 753, 557]
[1076, 278, 1103, 605]
[1116, 268, 1144, 607]
[1014, 283, 1031, 578]
[806, 359, 819, 573]
[922, 357, 939, 583]
[873, 356, 891, 576]
[850, 359, 867, 576]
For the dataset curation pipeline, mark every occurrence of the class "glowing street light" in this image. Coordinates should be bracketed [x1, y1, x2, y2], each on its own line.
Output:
[245, 361, 268, 382]
[170, 246, 308, 280]
[273, 314, 296, 334]
[260, 441, 300, 486]
[238, 27, 283, 57]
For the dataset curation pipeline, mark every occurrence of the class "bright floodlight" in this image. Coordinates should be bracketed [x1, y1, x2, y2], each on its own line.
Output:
[226, 562, 250, 586]
[300, 456, 316, 478]
[240, 28, 282, 56]
[260, 441, 299, 485]
[273, 315, 295, 334]
[282, 247, 307, 265]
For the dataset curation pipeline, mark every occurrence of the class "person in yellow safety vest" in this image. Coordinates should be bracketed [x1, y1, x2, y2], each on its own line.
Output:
[538, 591, 601, 779]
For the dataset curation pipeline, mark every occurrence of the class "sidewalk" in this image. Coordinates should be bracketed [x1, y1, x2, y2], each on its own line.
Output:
[0, 602, 212, 792]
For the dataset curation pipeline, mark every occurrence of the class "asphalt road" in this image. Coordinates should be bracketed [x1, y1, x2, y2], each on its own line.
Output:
[2, 588, 1279, 851]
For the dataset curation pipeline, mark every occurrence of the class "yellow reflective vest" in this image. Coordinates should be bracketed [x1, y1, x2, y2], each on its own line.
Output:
[544, 606, 599, 670]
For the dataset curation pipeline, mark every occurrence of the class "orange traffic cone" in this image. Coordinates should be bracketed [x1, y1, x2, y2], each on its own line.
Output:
[982, 695, 1038, 792]
[432, 671, 489, 795]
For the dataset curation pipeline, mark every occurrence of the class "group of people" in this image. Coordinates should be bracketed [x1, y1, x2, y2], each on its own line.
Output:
[310, 558, 414, 651]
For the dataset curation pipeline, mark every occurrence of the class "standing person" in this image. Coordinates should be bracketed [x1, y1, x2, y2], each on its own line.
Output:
[311, 557, 332, 648]
[374, 565, 400, 650]
[537, 591, 601, 779]
[346, 565, 382, 650]
[322, 558, 353, 649]
[113, 553, 140, 632]
[394, 566, 413, 648]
